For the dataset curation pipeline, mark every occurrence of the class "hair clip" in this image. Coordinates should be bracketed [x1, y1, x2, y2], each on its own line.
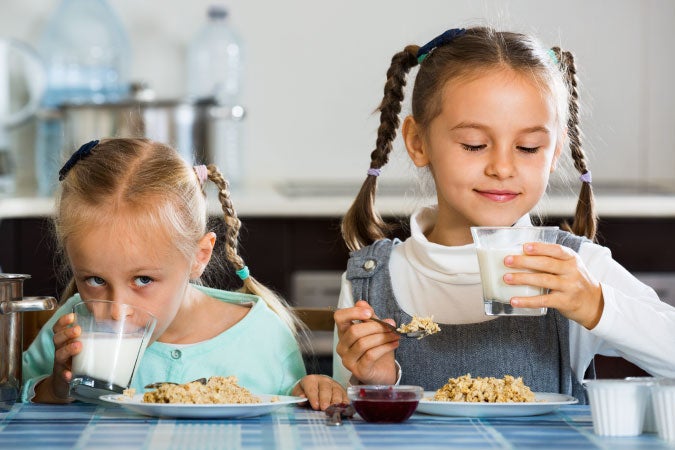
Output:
[417, 28, 466, 63]
[59, 139, 100, 181]
[193, 165, 208, 185]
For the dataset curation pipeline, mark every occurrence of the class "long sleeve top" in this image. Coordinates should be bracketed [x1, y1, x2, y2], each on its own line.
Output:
[333, 206, 675, 386]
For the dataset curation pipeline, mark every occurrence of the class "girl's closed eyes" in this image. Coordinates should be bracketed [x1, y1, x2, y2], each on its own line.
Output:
[334, 25, 675, 399]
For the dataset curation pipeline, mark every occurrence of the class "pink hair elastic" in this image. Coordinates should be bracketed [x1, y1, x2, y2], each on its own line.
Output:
[194, 165, 208, 185]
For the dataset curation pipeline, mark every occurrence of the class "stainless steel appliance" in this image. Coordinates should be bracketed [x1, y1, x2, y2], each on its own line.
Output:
[0, 274, 56, 406]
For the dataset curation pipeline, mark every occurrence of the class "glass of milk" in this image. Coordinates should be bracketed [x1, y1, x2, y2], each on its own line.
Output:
[470, 226, 559, 316]
[69, 300, 156, 403]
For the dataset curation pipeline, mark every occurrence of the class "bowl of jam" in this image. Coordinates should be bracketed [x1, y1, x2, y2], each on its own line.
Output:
[347, 385, 423, 423]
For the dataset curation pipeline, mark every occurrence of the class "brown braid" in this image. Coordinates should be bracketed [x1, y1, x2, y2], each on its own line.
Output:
[206, 164, 246, 271]
[206, 164, 305, 334]
[551, 47, 598, 241]
[341, 45, 419, 251]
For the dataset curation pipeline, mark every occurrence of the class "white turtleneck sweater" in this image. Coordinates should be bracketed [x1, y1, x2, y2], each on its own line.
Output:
[333, 205, 675, 386]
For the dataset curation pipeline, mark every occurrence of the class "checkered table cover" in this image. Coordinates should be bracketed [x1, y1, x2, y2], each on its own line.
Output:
[0, 403, 670, 449]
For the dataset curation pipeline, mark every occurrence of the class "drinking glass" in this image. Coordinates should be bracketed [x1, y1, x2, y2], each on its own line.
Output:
[69, 300, 156, 403]
[471, 226, 559, 316]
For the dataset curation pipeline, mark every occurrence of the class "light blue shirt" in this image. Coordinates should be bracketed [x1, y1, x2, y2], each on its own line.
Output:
[22, 285, 306, 402]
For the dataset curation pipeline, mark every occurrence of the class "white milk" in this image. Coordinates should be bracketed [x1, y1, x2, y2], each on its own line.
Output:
[71, 332, 145, 388]
[476, 247, 544, 303]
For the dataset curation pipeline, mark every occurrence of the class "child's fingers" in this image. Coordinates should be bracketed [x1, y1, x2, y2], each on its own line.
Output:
[334, 302, 373, 334]
[54, 340, 81, 365]
[335, 327, 399, 366]
[299, 376, 348, 411]
[52, 313, 75, 332]
[317, 379, 348, 411]
[53, 324, 81, 348]
[338, 338, 399, 383]
[522, 242, 572, 258]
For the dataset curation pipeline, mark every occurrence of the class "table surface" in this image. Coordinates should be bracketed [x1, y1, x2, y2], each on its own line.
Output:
[1, 403, 672, 450]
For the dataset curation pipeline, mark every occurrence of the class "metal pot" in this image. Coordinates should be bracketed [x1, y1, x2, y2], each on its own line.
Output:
[53, 92, 245, 185]
[0, 274, 56, 406]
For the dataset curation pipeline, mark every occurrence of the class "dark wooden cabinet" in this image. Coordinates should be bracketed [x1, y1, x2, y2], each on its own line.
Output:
[2, 215, 672, 378]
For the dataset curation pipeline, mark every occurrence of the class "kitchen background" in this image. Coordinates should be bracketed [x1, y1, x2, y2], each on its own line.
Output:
[2, 0, 674, 377]
[2, 0, 675, 194]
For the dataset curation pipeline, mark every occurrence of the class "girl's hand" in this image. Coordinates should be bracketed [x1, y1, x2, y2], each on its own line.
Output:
[334, 300, 400, 385]
[292, 374, 348, 411]
[48, 313, 82, 400]
[504, 242, 604, 329]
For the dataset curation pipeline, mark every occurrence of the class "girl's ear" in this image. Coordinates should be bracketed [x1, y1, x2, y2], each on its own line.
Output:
[190, 232, 216, 279]
[402, 116, 430, 167]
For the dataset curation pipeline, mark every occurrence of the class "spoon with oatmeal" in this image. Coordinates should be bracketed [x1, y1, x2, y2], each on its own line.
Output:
[369, 315, 440, 340]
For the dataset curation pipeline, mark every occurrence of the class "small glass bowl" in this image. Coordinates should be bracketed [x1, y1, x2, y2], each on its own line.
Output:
[584, 379, 651, 436]
[347, 385, 423, 423]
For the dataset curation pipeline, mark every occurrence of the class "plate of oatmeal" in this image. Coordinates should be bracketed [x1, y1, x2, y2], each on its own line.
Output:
[416, 374, 577, 417]
[99, 376, 306, 419]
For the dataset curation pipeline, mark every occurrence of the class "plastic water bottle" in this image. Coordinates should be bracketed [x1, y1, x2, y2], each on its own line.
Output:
[35, 0, 131, 195]
[187, 4, 245, 187]
[187, 4, 242, 104]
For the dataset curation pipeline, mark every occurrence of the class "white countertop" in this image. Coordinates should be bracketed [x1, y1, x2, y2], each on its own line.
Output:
[2, 182, 675, 219]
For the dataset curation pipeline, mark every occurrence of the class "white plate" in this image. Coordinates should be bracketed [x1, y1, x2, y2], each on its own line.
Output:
[416, 391, 578, 417]
[99, 393, 307, 419]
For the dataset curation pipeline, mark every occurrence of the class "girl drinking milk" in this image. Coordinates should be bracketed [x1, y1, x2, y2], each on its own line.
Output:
[333, 27, 675, 401]
[23, 138, 346, 410]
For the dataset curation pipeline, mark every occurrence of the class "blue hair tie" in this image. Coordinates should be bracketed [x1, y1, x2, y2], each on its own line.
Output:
[236, 266, 250, 280]
[547, 48, 559, 65]
[59, 139, 99, 181]
[417, 28, 466, 63]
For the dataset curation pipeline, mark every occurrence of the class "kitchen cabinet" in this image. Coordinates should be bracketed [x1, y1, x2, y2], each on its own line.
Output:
[2, 215, 672, 378]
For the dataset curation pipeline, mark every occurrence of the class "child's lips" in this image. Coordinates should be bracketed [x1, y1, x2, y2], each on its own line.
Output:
[476, 189, 519, 202]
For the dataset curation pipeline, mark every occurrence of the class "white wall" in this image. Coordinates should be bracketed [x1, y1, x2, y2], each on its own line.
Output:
[4, 0, 675, 191]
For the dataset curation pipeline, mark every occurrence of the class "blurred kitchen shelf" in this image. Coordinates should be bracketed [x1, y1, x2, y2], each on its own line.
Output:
[2, 182, 675, 219]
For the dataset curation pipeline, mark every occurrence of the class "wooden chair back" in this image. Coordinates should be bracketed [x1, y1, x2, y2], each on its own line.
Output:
[292, 307, 335, 332]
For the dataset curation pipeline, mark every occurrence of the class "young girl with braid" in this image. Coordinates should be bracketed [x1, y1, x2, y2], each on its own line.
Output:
[22, 138, 347, 410]
[333, 27, 675, 401]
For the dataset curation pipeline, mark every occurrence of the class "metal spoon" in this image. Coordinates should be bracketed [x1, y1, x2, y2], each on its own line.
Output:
[325, 402, 355, 426]
[144, 378, 208, 389]
[368, 317, 425, 339]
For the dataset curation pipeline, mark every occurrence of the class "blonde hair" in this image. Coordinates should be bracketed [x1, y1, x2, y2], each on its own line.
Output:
[342, 27, 596, 251]
[55, 138, 304, 335]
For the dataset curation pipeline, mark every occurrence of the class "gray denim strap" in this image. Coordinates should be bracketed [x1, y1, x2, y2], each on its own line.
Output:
[345, 232, 592, 403]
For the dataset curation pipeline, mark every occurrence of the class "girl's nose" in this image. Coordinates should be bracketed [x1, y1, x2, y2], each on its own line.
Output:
[109, 298, 134, 321]
[485, 147, 515, 179]
[110, 294, 134, 320]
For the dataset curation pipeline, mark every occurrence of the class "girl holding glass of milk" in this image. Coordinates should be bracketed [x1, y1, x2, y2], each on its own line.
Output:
[22, 138, 347, 410]
[332, 26, 675, 402]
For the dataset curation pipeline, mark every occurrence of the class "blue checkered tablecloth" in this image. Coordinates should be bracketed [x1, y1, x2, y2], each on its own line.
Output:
[0, 403, 671, 450]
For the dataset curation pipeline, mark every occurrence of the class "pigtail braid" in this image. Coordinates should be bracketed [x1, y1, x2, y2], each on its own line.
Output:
[206, 164, 305, 335]
[551, 47, 597, 241]
[342, 45, 419, 251]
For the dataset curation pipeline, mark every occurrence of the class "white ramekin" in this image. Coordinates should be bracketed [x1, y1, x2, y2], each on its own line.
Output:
[652, 379, 675, 443]
[584, 379, 650, 436]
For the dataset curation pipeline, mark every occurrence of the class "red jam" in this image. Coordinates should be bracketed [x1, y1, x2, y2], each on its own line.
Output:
[352, 387, 420, 423]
